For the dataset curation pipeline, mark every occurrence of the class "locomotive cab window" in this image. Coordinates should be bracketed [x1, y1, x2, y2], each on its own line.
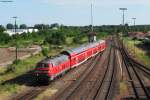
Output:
[36, 63, 49, 68]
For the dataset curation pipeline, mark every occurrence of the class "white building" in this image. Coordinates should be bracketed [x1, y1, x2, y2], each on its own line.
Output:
[5, 29, 38, 35]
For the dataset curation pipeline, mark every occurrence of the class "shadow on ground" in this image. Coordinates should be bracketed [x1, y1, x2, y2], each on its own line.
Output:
[136, 43, 150, 57]
[1, 70, 48, 87]
[122, 86, 150, 100]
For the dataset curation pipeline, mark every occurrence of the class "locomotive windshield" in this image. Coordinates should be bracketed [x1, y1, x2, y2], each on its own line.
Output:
[36, 63, 49, 68]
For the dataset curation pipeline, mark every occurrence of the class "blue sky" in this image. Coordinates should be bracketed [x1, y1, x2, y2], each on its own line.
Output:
[0, 0, 150, 26]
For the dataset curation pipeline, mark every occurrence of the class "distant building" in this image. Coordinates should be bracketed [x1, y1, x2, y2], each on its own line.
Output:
[88, 32, 97, 43]
[4, 28, 38, 35]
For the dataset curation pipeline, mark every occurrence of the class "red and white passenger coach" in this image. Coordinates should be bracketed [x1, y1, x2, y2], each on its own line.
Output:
[34, 40, 106, 82]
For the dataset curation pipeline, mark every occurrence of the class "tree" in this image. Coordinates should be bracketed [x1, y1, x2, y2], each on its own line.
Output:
[0, 33, 11, 44]
[20, 24, 27, 29]
[6, 23, 14, 29]
[42, 47, 49, 58]
[50, 23, 59, 29]
[45, 31, 66, 45]
[0, 25, 5, 33]
[34, 24, 49, 30]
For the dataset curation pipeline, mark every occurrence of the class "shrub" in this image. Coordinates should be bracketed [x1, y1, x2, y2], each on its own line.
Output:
[42, 47, 49, 58]
[5, 65, 15, 73]
[13, 59, 21, 65]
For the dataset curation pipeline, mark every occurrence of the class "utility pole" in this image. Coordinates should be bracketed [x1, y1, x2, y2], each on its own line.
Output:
[119, 8, 127, 43]
[88, 3, 96, 43]
[119, 8, 127, 80]
[132, 18, 136, 27]
[12, 16, 18, 61]
[132, 17, 136, 57]
[91, 3, 93, 32]
[119, 8, 127, 32]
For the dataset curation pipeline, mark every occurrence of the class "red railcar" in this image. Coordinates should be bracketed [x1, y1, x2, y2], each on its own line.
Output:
[34, 40, 106, 82]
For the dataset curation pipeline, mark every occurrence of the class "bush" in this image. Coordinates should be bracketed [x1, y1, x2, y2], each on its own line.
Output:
[13, 59, 21, 65]
[0, 33, 11, 44]
[73, 35, 81, 44]
[45, 31, 66, 45]
[42, 47, 49, 58]
[5, 65, 15, 73]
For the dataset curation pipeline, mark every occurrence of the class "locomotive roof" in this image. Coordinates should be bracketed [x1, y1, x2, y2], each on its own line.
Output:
[64, 40, 105, 56]
[40, 54, 69, 66]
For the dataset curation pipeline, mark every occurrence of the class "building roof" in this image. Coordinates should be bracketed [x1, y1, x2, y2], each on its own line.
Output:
[4, 29, 38, 35]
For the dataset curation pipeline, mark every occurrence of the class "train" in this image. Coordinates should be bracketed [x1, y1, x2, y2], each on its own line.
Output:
[34, 40, 106, 83]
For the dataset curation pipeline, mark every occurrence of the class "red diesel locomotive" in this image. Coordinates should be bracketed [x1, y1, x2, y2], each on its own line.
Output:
[34, 40, 106, 82]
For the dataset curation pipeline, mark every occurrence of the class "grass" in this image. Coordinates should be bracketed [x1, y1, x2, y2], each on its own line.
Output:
[36, 88, 58, 100]
[0, 53, 44, 83]
[123, 37, 150, 68]
[97, 32, 110, 39]
[120, 81, 128, 95]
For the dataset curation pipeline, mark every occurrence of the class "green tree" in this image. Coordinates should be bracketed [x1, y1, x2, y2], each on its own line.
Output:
[42, 47, 49, 58]
[50, 23, 59, 29]
[0, 33, 11, 44]
[20, 24, 27, 29]
[6, 23, 14, 29]
[0, 25, 5, 33]
[45, 31, 66, 45]
[34, 24, 49, 30]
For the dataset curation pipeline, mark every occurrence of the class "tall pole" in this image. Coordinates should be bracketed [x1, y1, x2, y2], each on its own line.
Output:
[91, 3, 93, 32]
[119, 8, 127, 26]
[132, 17, 136, 56]
[119, 8, 127, 41]
[12, 16, 18, 61]
[119, 8, 127, 80]
[123, 10, 125, 25]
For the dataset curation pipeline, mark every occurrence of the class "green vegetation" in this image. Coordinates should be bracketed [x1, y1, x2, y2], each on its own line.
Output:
[0, 54, 43, 99]
[0, 23, 113, 48]
[97, 32, 110, 39]
[0, 54, 43, 83]
[123, 37, 150, 67]
[41, 46, 49, 58]
[120, 81, 128, 95]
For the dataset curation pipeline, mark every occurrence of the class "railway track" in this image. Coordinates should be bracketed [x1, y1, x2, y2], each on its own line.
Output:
[117, 37, 150, 99]
[11, 48, 102, 100]
[87, 42, 117, 100]
[130, 58, 150, 78]
[52, 39, 117, 100]
[11, 86, 48, 100]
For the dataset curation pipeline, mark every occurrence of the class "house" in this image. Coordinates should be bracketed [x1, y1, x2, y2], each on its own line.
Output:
[5, 28, 38, 35]
[88, 32, 97, 43]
